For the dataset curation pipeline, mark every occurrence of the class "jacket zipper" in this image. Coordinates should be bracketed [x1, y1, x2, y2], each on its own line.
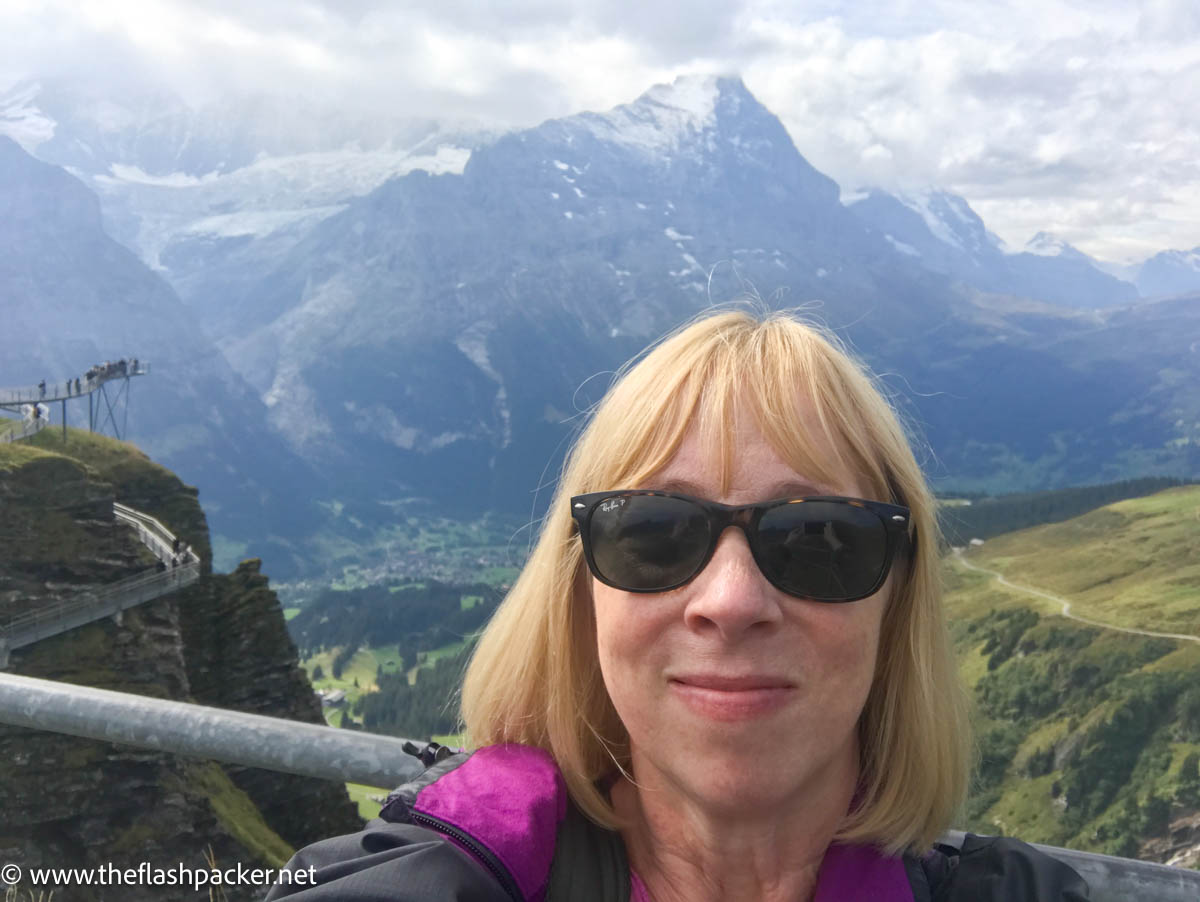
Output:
[410, 809, 525, 902]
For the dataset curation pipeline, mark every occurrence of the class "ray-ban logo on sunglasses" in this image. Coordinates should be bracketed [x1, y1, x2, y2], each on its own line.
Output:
[599, 498, 626, 513]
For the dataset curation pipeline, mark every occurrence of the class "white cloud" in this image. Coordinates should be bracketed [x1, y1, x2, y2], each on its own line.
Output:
[1, 0, 1198, 262]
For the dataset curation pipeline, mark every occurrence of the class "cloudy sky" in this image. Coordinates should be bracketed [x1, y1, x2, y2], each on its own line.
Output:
[2, 0, 1198, 262]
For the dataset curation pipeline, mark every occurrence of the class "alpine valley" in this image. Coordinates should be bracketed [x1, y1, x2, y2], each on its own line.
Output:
[3, 75, 1198, 581]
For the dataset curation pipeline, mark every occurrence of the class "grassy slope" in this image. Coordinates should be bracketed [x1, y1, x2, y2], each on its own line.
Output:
[944, 485, 1200, 858]
[962, 486, 1200, 634]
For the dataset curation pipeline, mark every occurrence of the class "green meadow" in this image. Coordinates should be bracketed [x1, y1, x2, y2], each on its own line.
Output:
[943, 485, 1200, 858]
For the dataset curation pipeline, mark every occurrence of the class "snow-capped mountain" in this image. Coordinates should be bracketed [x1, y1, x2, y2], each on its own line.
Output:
[0, 80, 495, 338]
[1135, 247, 1200, 298]
[6, 74, 1197, 581]
[195, 75, 1195, 518]
[846, 190, 1138, 308]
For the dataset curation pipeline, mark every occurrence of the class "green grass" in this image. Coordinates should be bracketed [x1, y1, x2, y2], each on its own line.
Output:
[479, 565, 521, 586]
[304, 643, 411, 720]
[283, 607, 301, 621]
[167, 762, 295, 868]
[0, 435, 58, 471]
[981, 773, 1066, 840]
[345, 781, 388, 819]
[331, 565, 370, 591]
[961, 485, 1200, 635]
[405, 635, 477, 684]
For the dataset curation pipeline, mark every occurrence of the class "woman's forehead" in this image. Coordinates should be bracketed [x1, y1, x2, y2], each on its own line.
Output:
[640, 403, 864, 499]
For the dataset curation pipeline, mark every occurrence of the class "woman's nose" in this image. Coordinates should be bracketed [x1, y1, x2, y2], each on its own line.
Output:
[682, 526, 784, 641]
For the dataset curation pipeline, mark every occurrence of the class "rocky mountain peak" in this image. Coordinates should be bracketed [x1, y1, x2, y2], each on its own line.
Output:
[1024, 230, 1081, 259]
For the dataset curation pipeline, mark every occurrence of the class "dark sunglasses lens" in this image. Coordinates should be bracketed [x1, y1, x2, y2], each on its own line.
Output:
[588, 494, 711, 590]
[757, 502, 888, 600]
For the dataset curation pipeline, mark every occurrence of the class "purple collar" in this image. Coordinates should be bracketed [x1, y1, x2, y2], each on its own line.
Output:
[814, 841, 914, 902]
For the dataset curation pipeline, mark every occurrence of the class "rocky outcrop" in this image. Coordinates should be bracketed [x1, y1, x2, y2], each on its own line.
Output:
[0, 432, 361, 901]
[179, 560, 362, 849]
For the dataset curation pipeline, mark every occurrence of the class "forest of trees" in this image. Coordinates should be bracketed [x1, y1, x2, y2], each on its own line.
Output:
[937, 476, 1190, 547]
[290, 578, 500, 666]
[357, 648, 471, 739]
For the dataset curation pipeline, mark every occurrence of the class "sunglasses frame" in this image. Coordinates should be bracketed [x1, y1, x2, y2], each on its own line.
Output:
[570, 490, 914, 603]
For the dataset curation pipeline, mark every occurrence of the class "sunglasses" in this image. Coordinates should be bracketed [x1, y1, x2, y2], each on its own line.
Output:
[570, 490, 913, 602]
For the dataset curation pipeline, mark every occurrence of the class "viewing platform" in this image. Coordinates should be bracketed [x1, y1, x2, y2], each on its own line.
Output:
[0, 358, 149, 442]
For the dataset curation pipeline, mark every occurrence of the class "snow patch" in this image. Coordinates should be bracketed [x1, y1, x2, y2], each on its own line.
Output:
[885, 234, 921, 257]
[636, 202, 648, 210]
[573, 186, 585, 198]
[553, 159, 570, 170]
[894, 191, 964, 250]
[575, 74, 720, 159]
[563, 211, 574, 219]
[106, 164, 222, 188]
[1024, 231, 1070, 257]
[550, 191, 559, 200]
[182, 206, 347, 239]
[0, 82, 57, 149]
[664, 226, 693, 241]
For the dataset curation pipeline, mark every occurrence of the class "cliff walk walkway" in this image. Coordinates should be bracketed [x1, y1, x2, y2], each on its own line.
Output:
[0, 415, 48, 444]
[0, 359, 148, 442]
[0, 502, 199, 668]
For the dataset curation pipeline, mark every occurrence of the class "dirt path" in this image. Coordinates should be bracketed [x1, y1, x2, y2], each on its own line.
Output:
[951, 549, 1200, 645]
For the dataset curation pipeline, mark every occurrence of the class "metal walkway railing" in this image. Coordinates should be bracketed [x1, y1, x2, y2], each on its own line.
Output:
[0, 362, 149, 441]
[114, 502, 200, 569]
[0, 503, 200, 666]
[0, 362, 148, 408]
[0, 415, 48, 444]
[0, 672, 1195, 900]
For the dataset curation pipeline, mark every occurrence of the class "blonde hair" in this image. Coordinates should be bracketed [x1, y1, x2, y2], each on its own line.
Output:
[460, 307, 970, 854]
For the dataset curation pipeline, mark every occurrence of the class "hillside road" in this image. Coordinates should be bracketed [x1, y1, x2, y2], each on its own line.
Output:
[951, 549, 1200, 644]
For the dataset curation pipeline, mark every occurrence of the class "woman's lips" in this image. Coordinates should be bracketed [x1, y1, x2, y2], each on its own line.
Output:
[669, 675, 796, 721]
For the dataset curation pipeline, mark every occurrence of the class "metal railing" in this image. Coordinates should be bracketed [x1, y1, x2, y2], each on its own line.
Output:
[0, 363, 148, 408]
[0, 672, 424, 788]
[0, 671, 1196, 900]
[0, 416, 48, 443]
[0, 503, 200, 658]
[0, 563, 200, 652]
[114, 502, 200, 568]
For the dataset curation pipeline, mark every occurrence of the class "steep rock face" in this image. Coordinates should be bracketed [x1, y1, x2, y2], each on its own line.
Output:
[0, 433, 360, 899]
[179, 559, 362, 849]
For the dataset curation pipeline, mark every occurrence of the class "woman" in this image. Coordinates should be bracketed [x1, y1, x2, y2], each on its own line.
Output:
[267, 309, 1088, 901]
